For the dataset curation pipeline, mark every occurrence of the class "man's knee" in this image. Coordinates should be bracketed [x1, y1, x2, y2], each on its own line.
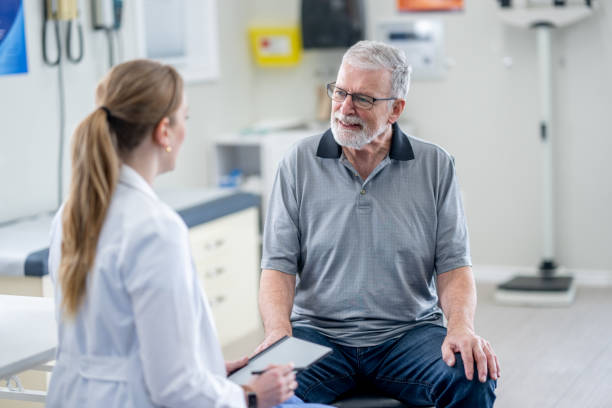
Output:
[435, 354, 497, 407]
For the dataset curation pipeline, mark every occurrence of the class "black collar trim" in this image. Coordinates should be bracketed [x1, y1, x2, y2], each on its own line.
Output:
[316, 122, 415, 161]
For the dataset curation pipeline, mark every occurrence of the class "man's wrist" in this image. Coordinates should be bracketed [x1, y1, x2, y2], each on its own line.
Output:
[265, 325, 292, 336]
[446, 320, 474, 333]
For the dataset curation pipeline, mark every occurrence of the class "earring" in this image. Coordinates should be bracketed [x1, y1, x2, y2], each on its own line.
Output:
[165, 145, 172, 153]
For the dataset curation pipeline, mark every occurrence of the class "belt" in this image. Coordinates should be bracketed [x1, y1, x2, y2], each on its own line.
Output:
[57, 353, 139, 382]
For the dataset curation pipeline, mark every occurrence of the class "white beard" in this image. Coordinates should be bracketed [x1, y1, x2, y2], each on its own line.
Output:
[330, 112, 388, 150]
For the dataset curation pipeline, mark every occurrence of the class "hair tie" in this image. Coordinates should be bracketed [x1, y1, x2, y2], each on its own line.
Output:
[100, 106, 112, 119]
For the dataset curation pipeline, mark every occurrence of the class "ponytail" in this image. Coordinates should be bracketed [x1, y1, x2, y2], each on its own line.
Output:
[59, 108, 119, 316]
[58, 59, 183, 316]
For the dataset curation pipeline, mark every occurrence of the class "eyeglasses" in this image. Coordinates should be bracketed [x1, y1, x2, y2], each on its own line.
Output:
[326, 83, 396, 110]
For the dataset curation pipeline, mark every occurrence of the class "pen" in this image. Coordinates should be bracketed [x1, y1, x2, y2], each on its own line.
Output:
[251, 368, 303, 375]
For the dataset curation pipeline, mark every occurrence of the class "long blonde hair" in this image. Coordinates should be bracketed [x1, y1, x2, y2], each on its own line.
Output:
[59, 59, 183, 316]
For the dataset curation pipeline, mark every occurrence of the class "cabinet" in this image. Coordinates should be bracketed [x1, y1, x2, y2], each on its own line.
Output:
[0, 191, 261, 349]
[0, 192, 260, 407]
[188, 206, 260, 346]
[214, 127, 325, 220]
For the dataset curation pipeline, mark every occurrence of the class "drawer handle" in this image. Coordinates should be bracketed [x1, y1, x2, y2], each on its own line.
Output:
[210, 295, 226, 307]
[203, 238, 226, 251]
[205, 267, 225, 279]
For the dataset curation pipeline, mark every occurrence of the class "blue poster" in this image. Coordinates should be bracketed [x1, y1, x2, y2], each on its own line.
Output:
[0, 0, 28, 76]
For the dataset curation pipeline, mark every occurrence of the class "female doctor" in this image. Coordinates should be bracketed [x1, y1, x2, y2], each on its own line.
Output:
[46, 59, 297, 408]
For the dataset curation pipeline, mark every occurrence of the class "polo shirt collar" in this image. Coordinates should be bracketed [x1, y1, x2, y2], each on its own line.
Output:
[316, 122, 415, 161]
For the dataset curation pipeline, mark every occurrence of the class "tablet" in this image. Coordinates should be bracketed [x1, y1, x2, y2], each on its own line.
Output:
[228, 336, 332, 385]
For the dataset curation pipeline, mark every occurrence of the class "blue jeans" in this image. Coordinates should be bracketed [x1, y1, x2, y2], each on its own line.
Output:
[275, 396, 332, 407]
[292, 324, 496, 408]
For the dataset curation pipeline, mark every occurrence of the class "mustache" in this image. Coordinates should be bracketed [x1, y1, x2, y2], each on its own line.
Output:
[334, 112, 364, 127]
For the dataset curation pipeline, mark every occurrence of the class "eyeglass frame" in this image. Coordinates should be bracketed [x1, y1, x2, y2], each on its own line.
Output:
[326, 82, 397, 110]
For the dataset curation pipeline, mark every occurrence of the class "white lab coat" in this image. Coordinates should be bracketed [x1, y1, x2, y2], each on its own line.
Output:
[46, 165, 246, 408]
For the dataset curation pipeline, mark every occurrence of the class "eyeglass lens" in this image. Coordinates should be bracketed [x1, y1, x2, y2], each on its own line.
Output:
[327, 84, 374, 109]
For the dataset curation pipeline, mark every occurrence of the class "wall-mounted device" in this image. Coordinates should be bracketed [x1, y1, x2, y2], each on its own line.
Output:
[301, 0, 365, 49]
[43, 0, 84, 65]
[42, 0, 85, 211]
[46, 0, 78, 20]
[91, 0, 123, 68]
[249, 26, 302, 67]
[396, 0, 464, 12]
[92, 0, 123, 30]
[377, 20, 445, 80]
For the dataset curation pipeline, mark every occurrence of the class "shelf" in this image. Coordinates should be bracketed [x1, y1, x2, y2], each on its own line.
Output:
[214, 134, 266, 146]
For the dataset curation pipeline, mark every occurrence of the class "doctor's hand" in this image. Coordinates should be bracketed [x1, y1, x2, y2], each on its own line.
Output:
[252, 327, 292, 356]
[225, 356, 249, 375]
[247, 363, 297, 408]
[441, 326, 500, 383]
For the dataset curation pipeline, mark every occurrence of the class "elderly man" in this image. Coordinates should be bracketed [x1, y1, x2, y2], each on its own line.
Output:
[257, 40, 498, 407]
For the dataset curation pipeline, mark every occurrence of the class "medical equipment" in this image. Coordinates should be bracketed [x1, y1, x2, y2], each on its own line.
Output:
[377, 19, 446, 80]
[0, 295, 56, 403]
[301, 0, 365, 49]
[494, 0, 594, 306]
[91, 0, 123, 68]
[42, 0, 84, 65]
[92, 0, 122, 29]
[42, 0, 85, 210]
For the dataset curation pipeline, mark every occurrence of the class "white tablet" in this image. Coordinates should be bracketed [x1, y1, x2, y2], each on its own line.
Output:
[228, 336, 332, 385]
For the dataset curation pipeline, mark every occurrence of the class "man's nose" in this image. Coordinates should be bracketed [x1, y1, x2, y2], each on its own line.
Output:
[340, 94, 356, 115]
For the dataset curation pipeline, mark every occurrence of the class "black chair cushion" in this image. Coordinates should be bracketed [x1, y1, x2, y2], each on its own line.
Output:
[332, 388, 433, 408]
[333, 393, 407, 408]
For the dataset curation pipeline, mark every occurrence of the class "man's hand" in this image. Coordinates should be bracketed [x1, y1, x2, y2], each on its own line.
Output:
[225, 356, 249, 375]
[441, 326, 500, 383]
[252, 327, 292, 356]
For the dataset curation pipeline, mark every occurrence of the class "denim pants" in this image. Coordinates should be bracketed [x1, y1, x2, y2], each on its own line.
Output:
[292, 324, 496, 408]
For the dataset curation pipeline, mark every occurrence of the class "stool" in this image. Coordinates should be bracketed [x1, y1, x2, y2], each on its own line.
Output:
[332, 388, 433, 408]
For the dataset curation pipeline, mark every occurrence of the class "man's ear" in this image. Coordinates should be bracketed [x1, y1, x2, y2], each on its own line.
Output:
[153, 117, 171, 147]
[388, 99, 406, 124]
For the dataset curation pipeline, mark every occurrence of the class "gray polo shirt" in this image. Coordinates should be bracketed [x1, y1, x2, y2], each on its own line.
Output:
[261, 123, 471, 347]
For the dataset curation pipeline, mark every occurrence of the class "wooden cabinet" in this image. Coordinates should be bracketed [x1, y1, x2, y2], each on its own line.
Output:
[188, 206, 261, 346]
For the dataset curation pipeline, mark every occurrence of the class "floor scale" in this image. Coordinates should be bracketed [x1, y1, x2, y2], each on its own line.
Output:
[494, 0, 594, 306]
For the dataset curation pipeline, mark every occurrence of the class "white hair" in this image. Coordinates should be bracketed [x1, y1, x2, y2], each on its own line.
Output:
[341, 40, 412, 100]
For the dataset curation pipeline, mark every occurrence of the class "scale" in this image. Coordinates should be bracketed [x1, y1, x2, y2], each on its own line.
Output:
[494, 0, 594, 306]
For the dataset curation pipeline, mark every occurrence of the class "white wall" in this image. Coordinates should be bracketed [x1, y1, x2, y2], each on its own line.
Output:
[0, 0, 111, 222]
[0, 0, 254, 223]
[555, 7, 612, 270]
[248, 0, 612, 271]
[156, 0, 255, 191]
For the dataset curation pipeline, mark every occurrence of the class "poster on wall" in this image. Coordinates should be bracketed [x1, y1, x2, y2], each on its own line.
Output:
[397, 0, 463, 12]
[0, 0, 28, 76]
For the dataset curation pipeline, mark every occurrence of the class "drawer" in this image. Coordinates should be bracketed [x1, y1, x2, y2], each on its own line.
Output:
[205, 280, 260, 345]
[188, 209, 258, 258]
[186, 207, 260, 346]
[190, 231, 256, 267]
[192, 242, 258, 289]
[197, 262, 258, 300]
